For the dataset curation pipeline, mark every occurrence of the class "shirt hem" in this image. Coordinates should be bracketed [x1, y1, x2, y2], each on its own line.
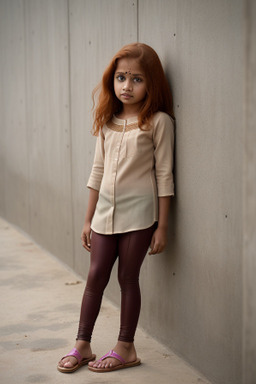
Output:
[158, 192, 175, 197]
[87, 184, 100, 191]
[91, 220, 158, 235]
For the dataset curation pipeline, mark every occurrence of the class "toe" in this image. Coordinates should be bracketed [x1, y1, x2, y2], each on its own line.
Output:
[63, 361, 72, 368]
[59, 356, 77, 369]
[58, 358, 67, 368]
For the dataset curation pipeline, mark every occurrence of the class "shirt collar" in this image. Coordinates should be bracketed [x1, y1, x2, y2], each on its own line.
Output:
[112, 115, 138, 125]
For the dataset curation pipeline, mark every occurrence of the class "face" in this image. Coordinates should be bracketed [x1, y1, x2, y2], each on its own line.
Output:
[114, 58, 147, 112]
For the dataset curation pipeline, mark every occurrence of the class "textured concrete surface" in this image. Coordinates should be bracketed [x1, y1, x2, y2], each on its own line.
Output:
[243, 2, 256, 383]
[0, 1, 247, 383]
[0, 2, 244, 383]
[0, 217, 211, 384]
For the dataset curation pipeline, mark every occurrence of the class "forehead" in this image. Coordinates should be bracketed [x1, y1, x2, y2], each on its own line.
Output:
[115, 57, 144, 74]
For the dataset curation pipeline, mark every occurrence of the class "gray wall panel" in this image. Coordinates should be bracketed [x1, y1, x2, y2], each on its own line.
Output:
[0, 0, 30, 231]
[68, 0, 137, 276]
[243, 1, 256, 383]
[138, 1, 243, 383]
[0, 1, 255, 384]
[24, 0, 73, 265]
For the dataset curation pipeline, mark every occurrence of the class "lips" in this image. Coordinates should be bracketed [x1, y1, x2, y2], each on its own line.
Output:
[121, 93, 133, 98]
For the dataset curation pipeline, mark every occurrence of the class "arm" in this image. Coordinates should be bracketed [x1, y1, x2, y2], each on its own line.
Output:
[82, 130, 104, 252]
[149, 113, 175, 255]
[81, 188, 99, 252]
[149, 196, 171, 255]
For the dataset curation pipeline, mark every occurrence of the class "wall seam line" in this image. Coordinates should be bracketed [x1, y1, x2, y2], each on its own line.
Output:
[137, 0, 139, 42]
[23, 0, 31, 233]
[67, 0, 76, 271]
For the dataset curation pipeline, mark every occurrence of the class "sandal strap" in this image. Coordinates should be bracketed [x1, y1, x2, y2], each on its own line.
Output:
[62, 348, 82, 364]
[99, 350, 126, 365]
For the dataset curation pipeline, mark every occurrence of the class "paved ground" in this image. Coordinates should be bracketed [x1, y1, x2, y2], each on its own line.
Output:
[0, 217, 212, 384]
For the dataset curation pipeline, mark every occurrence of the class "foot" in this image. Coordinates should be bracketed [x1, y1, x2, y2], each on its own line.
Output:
[58, 340, 93, 369]
[88, 341, 137, 370]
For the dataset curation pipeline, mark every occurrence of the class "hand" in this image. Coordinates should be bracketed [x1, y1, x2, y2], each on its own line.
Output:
[149, 227, 167, 255]
[81, 222, 92, 252]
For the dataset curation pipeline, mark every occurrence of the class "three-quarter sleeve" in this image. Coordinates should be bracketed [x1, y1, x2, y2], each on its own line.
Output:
[87, 130, 105, 191]
[153, 113, 175, 196]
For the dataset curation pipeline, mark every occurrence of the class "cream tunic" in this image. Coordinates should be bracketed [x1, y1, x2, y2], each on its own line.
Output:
[87, 111, 174, 234]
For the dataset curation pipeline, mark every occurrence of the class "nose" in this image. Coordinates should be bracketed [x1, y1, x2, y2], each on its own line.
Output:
[123, 78, 133, 90]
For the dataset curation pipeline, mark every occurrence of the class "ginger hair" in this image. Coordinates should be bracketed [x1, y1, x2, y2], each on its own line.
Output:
[92, 43, 174, 135]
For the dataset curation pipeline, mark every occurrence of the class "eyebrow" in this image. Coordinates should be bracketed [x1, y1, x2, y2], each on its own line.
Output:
[115, 71, 144, 77]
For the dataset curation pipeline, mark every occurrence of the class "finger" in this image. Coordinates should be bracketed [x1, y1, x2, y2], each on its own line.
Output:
[149, 246, 157, 255]
[81, 238, 86, 248]
[86, 233, 91, 247]
[81, 237, 87, 249]
[154, 245, 165, 254]
[81, 232, 86, 244]
[81, 231, 91, 251]
[84, 244, 91, 252]
[149, 242, 160, 255]
[149, 235, 155, 253]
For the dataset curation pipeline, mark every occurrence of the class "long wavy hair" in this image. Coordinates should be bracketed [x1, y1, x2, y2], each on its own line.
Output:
[92, 43, 174, 135]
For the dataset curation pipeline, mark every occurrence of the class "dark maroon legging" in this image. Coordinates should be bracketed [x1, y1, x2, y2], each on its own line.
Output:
[76, 223, 156, 343]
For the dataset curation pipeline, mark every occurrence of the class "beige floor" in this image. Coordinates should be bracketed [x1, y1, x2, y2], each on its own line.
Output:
[0, 217, 212, 384]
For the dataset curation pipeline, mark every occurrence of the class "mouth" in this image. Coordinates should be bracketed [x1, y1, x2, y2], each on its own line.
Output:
[121, 93, 133, 99]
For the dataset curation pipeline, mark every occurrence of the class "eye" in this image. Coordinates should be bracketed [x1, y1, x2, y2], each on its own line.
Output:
[116, 75, 125, 82]
[133, 77, 143, 83]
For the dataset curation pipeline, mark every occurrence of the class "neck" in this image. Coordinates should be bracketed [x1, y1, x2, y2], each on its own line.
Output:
[118, 103, 143, 119]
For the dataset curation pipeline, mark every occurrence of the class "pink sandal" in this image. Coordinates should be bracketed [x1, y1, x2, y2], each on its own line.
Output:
[88, 349, 141, 373]
[57, 348, 96, 373]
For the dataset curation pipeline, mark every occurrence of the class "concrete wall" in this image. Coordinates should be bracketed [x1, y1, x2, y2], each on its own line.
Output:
[243, 1, 256, 384]
[0, 1, 254, 384]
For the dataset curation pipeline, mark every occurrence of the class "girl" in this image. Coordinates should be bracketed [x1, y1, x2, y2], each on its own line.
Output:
[57, 42, 175, 373]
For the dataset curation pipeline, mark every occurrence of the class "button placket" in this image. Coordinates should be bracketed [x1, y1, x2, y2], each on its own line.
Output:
[110, 121, 126, 232]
